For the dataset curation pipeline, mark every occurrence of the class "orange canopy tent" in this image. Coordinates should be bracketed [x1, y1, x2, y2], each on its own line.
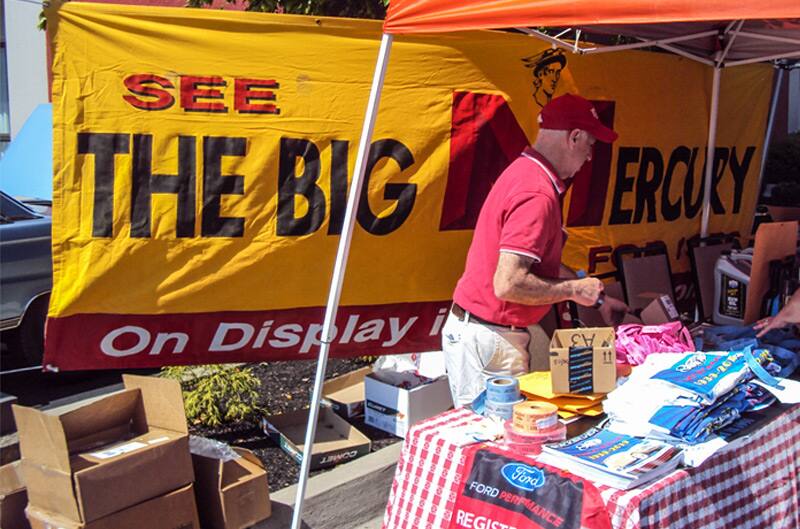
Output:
[292, 4, 800, 527]
[383, 2, 800, 69]
[383, 1, 800, 40]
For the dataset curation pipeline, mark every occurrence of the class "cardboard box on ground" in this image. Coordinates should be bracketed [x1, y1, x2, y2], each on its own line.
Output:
[25, 484, 198, 529]
[192, 443, 271, 529]
[321, 366, 371, 419]
[364, 352, 454, 438]
[262, 407, 371, 470]
[0, 460, 30, 529]
[11, 375, 200, 528]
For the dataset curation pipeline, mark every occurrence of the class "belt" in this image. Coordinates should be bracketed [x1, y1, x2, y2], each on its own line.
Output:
[450, 302, 523, 331]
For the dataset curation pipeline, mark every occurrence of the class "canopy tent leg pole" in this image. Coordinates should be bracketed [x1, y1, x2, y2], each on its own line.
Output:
[753, 67, 785, 233]
[700, 66, 722, 238]
[290, 32, 394, 529]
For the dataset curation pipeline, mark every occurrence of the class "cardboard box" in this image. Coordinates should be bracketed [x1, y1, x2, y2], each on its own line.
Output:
[12, 375, 193, 524]
[549, 328, 616, 395]
[0, 433, 21, 467]
[321, 367, 370, 419]
[192, 447, 271, 529]
[1, 461, 30, 529]
[262, 407, 371, 470]
[744, 221, 798, 323]
[572, 282, 642, 328]
[364, 374, 453, 438]
[618, 254, 675, 311]
[25, 484, 199, 529]
[637, 293, 680, 325]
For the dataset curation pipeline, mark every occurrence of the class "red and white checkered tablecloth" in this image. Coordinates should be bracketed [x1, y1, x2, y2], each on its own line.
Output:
[382, 405, 800, 529]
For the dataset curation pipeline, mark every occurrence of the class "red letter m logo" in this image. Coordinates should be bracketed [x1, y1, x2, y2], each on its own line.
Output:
[440, 91, 615, 230]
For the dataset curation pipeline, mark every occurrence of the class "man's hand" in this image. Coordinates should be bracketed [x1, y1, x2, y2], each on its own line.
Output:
[571, 277, 604, 307]
[753, 289, 800, 338]
[755, 290, 800, 337]
[598, 296, 631, 327]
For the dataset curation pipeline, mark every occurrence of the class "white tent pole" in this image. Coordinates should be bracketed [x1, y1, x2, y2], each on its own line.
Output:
[753, 67, 785, 233]
[290, 32, 394, 529]
[736, 31, 800, 47]
[583, 30, 719, 54]
[728, 50, 800, 67]
[516, 27, 587, 54]
[657, 43, 716, 65]
[717, 20, 745, 67]
[700, 66, 722, 238]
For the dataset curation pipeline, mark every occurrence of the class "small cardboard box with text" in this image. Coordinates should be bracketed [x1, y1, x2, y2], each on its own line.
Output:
[549, 328, 617, 395]
[633, 293, 681, 325]
[364, 374, 453, 438]
[321, 366, 370, 419]
[262, 407, 371, 470]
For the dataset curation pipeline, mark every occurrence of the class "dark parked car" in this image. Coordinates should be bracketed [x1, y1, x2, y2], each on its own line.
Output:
[0, 191, 52, 365]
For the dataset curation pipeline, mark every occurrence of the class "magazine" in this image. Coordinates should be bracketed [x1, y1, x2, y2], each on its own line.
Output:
[538, 427, 683, 490]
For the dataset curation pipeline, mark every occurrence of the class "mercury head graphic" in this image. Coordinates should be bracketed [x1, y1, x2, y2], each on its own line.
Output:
[522, 48, 567, 107]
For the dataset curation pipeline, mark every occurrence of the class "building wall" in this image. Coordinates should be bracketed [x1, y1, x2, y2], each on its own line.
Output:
[1, 0, 243, 148]
[3, 0, 48, 139]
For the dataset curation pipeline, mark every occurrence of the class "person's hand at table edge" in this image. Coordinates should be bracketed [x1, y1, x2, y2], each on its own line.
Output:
[755, 289, 800, 337]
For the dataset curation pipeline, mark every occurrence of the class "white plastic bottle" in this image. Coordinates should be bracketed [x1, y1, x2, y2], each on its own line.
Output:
[712, 250, 753, 326]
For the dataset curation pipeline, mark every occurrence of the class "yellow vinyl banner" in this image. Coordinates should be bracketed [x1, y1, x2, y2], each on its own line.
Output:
[45, 2, 772, 369]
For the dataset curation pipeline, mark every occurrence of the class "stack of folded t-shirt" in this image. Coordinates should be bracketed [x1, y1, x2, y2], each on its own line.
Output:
[603, 348, 778, 445]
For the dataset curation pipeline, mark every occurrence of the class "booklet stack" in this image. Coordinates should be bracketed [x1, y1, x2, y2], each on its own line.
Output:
[538, 427, 683, 490]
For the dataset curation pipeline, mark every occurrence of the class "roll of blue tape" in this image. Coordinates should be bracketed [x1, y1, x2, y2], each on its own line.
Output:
[484, 397, 526, 421]
[486, 376, 520, 403]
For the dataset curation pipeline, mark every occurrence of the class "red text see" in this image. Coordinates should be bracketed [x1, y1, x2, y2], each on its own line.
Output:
[122, 74, 280, 114]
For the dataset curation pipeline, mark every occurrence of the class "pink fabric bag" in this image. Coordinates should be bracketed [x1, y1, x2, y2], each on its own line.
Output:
[615, 322, 695, 365]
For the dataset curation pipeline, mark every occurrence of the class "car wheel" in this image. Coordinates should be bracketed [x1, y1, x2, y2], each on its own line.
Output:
[18, 295, 49, 367]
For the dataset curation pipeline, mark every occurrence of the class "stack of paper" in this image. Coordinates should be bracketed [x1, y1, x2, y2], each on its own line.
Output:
[539, 427, 683, 490]
[517, 371, 604, 418]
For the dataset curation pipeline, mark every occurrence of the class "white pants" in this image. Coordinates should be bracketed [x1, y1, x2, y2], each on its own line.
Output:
[441, 310, 531, 408]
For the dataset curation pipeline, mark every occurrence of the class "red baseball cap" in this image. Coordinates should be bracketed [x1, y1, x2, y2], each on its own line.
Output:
[539, 93, 618, 143]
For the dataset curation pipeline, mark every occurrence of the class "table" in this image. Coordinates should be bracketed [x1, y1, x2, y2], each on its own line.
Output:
[382, 405, 800, 529]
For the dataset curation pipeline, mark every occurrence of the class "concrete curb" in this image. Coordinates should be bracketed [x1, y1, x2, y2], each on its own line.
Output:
[255, 442, 400, 529]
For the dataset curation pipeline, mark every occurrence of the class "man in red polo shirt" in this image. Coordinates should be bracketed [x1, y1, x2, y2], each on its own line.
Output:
[443, 93, 626, 407]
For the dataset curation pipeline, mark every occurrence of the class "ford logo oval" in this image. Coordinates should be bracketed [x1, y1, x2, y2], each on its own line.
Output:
[501, 463, 545, 491]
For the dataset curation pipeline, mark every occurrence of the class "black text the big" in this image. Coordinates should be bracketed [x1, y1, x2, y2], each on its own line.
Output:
[278, 137, 416, 236]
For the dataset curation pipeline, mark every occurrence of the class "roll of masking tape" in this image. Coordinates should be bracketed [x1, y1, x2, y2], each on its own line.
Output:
[503, 419, 566, 455]
[486, 376, 520, 404]
[512, 401, 559, 434]
[484, 397, 526, 422]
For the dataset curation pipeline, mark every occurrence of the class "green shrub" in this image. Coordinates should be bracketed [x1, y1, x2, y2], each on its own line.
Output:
[161, 364, 265, 428]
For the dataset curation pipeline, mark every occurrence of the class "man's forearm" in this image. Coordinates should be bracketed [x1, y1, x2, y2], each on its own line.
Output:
[496, 272, 578, 306]
[494, 252, 602, 307]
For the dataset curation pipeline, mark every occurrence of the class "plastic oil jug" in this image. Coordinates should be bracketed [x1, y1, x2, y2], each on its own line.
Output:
[712, 249, 753, 326]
